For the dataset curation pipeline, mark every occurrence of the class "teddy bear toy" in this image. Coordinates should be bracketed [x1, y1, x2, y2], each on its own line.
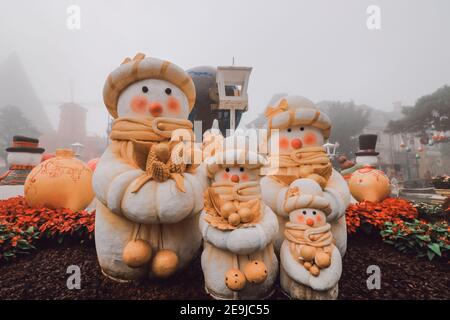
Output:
[280, 179, 342, 300]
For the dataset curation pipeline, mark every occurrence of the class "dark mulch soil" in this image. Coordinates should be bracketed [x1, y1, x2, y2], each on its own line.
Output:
[0, 235, 448, 300]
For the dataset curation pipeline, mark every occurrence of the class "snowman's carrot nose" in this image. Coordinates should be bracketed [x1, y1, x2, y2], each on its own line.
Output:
[231, 175, 240, 183]
[149, 102, 163, 116]
[306, 218, 314, 226]
[291, 138, 303, 149]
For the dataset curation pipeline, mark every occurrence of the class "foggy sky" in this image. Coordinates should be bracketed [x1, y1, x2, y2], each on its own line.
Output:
[1, 0, 449, 136]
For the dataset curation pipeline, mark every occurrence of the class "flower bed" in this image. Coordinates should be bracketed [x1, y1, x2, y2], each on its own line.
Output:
[381, 219, 450, 260]
[346, 197, 450, 260]
[0, 196, 94, 260]
[431, 175, 450, 189]
[345, 198, 418, 234]
[414, 201, 449, 222]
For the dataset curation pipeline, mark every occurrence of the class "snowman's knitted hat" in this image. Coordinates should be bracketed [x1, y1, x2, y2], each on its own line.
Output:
[103, 53, 196, 118]
[205, 136, 267, 178]
[283, 178, 331, 215]
[264, 95, 331, 139]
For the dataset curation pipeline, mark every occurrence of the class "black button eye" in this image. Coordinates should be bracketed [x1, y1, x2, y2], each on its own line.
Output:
[165, 88, 172, 95]
[142, 86, 149, 93]
[313, 211, 316, 215]
[300, 127, 305, 131]
[225, 168, 230, 172]
[239, 167, 244, 172]
[287, 128, 292, 132]
[302, 211, 306, 215]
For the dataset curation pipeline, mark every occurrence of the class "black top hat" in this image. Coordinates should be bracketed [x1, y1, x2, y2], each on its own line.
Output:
[5, 136, 45, 154]
[355, 134, 379, 156]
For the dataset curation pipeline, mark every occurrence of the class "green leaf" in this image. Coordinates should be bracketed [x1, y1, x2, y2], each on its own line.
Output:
[427, 250, 435, 261]
[427, 243, 442, 256]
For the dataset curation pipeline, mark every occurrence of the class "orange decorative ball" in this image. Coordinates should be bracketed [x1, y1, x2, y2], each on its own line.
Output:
[228, 213, 241, 226]
[225, 268, 246, 291]
[123, 240, 152, 268]
[220, 201, 237, 218]
[309, 265, 320, 276]
[151, 249, 179, 278]
[24, 149, 94, 211]
[243, 260, 268, 284]
[300, 245, 316, 262]
[349, 167, 391, 203]
[238, 207, 254, 223]
[315, 251, 331, 269]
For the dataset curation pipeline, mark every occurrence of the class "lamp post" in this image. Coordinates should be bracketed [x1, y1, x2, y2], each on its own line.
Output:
[215, 65, 252, 135]
[71, 142, 84, 158]
[323, 142, 339, 159]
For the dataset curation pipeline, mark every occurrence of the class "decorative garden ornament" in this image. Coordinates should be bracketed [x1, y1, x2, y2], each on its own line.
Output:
[280, 179, 342, 300]
[348, 167, 391, 203]
[260, 95, 350, 256]
[340, 134, 392, 204]
[341, 134, 380, 179]
[24, 148, 94, 211]
[0, 136, 45, 199]
[93, 53, 207, 281]
[200, 142, 278, 299]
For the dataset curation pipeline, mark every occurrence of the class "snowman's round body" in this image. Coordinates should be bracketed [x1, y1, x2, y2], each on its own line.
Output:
[280, 208, 342, 300]
[260, 96, 350, 257]
[93, 55, 207, 281]
[0, 152, 42, 200]
[199, 160, 278, 299]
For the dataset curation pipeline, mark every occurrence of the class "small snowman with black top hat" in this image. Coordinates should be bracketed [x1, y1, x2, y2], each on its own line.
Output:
[0, 136, 45, 199]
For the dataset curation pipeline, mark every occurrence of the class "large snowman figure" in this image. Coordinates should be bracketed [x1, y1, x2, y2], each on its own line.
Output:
[260, 95, 350, 256]
[93, 53, 207, 281]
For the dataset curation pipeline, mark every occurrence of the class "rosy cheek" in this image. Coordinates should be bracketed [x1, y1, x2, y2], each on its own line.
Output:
[316, 216, 322, 223]
[303, 133, 317, 145]
[297, 215, 304, 223]
[131, 96, 148, 114]
[279, 137, 289, 149]
[241, 173, 249, 182]
[167, 96, 180, 114]
[222, 173, 230, 180]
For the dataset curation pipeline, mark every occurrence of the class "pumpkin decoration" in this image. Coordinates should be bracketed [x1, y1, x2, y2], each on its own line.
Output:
[348, 166, 391, 203]
[24, 149, 94, 211]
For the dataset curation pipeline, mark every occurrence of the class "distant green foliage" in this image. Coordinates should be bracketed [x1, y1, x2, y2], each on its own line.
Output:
[387, 85, 450, 134]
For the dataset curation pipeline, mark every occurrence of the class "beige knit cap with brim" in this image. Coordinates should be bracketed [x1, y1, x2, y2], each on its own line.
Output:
[264, 95, 331, 139]
[283, 178, 332, 215]
[103, 53, 196, 118]
[206, 149, 267, 179]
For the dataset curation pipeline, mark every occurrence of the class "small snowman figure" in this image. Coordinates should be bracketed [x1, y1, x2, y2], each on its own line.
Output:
[93, 53, 207, 281]
[199, 142, 278, 299]
[260, 95, 350, 256]
[0, 136, 44, 200]
[341, 134, 381, 179]
[280, 179, 342, 300]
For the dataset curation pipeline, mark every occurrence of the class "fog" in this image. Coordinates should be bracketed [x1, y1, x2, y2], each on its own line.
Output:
[1, 0, 449, 135]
